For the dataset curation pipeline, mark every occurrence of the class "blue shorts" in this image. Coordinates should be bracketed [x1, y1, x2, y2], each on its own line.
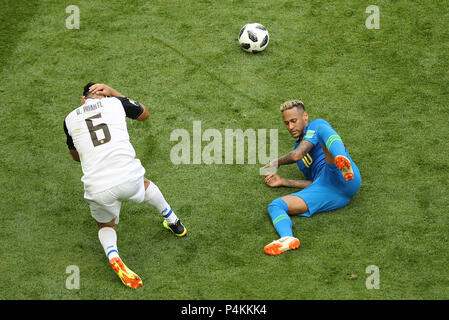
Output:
[291, 161, 361, 217]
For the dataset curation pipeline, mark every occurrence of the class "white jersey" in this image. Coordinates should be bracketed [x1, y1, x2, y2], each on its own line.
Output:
[64, 97, 145, 195]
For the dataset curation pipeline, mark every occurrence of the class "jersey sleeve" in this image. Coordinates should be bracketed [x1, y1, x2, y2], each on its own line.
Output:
[115, 96, 144, 119]
[302, 120, 321, 146]
[63, 120, 76, 150]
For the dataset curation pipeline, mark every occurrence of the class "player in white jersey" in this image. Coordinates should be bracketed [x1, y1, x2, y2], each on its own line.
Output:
[64, 83, 187, 288]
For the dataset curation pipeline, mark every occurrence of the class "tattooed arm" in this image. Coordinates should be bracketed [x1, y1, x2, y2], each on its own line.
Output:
[264, 140, 314, 169]
[282, 178, 313, 189]
[264, 173, 312, 189]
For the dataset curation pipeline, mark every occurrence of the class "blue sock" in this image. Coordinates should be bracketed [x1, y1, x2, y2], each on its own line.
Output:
[268, 198, 293, 238]
[320, 124, 347, 158]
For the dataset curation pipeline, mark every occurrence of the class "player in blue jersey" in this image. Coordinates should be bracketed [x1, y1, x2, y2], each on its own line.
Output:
[262, 100, 361, 255]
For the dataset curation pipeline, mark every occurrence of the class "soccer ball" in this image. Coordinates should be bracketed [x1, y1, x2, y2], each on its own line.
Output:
[238, 23, 269, 53]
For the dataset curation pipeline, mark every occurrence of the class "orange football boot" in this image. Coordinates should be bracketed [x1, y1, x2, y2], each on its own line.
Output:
[335, 155, 354, 181]
[109, 257, 143, 288]
[264, 236, 300, 256]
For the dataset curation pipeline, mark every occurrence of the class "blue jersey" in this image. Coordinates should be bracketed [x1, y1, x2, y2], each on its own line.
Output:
[293, 119, 328, 181]
[303, 118, 352, 159]
[290, 119, 361, 217]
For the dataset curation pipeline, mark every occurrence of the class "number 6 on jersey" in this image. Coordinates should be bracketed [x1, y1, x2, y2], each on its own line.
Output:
[85, 113, 111, 147]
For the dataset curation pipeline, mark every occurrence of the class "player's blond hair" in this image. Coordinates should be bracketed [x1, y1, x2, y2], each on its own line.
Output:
[279, 100, 305, 112]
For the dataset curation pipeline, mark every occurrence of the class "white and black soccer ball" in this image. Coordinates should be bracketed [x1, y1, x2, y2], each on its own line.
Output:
[238, 23, 269, 53]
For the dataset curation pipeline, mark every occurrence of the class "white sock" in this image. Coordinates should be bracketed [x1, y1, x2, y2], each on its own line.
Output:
[98, 227, 120, 261]
[144, 182, 178, 225]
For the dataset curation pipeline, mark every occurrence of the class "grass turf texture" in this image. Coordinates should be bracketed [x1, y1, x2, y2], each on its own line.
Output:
[0, 0, 448, 299]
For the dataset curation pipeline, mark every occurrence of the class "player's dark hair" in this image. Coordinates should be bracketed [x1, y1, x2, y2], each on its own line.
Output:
[83, 82, 95, 97]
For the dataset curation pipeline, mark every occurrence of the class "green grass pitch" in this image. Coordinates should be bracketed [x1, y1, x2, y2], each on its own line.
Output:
[0, 0, 448, 299]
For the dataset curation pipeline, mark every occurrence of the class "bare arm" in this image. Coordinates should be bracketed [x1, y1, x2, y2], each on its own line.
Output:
[90, 83, 150, 121]
[282, 178, 313, 189]
[265, 140, 314, 168]
[89, 83, 125, 97]
[264, 173, 312, 189]
[69, 149, 80, 162]
[136, 102, 149, 121]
